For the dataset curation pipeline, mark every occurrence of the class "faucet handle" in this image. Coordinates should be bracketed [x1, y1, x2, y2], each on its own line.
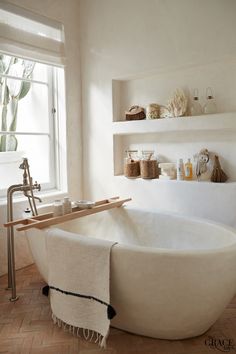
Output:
[34, 181, 41, 192]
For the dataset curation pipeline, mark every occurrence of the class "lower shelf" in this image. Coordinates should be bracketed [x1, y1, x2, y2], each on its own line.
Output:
[114, 175, 236, 185]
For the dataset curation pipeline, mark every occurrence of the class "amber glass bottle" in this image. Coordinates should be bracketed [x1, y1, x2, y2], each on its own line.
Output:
[184, 158, 193, 180]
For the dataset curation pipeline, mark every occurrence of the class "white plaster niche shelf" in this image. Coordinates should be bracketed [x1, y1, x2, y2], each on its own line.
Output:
[112, 111, 236, 181]
[111, 61, 236, 182]
[112, 112, 236, 136]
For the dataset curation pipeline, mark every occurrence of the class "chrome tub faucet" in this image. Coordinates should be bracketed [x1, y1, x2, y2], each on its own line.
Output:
[6, 158, 41, 301]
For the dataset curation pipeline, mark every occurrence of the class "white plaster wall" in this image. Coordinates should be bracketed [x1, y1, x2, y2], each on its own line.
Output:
[79, 0, 236, 226]
[0, 0, 82, 276]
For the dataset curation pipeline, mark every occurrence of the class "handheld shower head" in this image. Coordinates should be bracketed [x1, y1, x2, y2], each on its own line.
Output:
[19, 158, 28, 170]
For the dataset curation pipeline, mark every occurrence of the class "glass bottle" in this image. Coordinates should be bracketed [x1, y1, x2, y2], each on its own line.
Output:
[140, 150, 158, 179]
[184, 158, 193, 180]
[190, 89, 203, 116]
[124, 150, 140, 178]
[203, 87, 217, 114]
[177, 158, 185, 181]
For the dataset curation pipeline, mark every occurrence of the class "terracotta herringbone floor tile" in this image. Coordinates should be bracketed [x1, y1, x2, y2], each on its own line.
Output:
[0, 264, 236, 354]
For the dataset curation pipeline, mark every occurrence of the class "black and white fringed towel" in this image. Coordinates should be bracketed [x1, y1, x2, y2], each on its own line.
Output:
[46, 228, 117, 348]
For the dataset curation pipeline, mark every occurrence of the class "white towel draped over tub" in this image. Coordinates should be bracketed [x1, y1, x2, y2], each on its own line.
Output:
[46, 228, 117, 348]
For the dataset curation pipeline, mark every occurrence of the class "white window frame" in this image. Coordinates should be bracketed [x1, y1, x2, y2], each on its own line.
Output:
[0, 57, 67, 198]
[0, 1, 66, 199]
[52, 66, 67, 194]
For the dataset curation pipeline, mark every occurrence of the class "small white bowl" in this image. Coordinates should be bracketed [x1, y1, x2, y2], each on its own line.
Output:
[159, 162, 176, 169]
[75, 200, 95, 209]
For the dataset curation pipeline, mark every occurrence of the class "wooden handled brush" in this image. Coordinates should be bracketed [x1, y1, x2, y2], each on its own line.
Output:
[211, 155, 228, 183]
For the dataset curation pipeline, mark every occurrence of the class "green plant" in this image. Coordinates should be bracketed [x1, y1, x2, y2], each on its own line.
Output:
[0, 55, 35, 151]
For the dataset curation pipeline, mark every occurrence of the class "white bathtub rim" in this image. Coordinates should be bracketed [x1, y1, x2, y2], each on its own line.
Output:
[113, 241, 236, 257]
[37, 203, 236, 235]
[38, 203, 236, 237]
[123, 205, 236, 234]
[122, 205, 236, 250]
[32, 227, 236, 258]
[35, 204, 236, 255]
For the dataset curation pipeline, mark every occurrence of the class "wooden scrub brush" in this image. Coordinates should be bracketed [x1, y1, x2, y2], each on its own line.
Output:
[211, 155, 228, 183]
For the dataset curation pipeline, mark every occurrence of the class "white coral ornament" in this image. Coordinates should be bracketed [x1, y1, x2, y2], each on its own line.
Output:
[166, 89, 188, 118]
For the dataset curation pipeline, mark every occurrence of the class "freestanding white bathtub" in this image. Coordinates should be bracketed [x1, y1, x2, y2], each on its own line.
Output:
[26, 206, 236, 340]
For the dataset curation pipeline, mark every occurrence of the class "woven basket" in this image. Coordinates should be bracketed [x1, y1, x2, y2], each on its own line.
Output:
[125, 105, 146, 121]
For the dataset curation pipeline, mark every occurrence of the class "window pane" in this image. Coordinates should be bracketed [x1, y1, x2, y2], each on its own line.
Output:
[0, 135, 53, 190]
[0, 55, 49, 83]
[0, 57, 51, 135]
[32, 61, 50, 83]
[0, 53, 62, 197]
[13, 81, 50, 133]
[0, 151, 23, 189]
[17, 134, 53, 185]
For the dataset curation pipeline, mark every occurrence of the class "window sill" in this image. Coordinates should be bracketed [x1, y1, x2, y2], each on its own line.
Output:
[0, 188, 68, 207]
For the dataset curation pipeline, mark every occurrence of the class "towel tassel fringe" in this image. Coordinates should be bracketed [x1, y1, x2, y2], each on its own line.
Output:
[51, 313, 107, 348]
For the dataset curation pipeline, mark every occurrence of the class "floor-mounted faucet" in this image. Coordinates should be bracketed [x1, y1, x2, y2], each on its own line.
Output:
[7, 158, 41, 301]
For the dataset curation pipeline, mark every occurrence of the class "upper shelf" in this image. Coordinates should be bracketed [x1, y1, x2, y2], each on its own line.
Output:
[112, 112, 236, 135]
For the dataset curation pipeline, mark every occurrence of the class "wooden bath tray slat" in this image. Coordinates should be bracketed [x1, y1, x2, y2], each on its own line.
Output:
[4, 197, 131, 231]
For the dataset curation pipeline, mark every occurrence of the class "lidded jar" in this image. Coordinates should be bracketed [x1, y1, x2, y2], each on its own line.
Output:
[53, 199, 63, 217]
[124, 150, 140, 178]
[140, 150, 158, 179]
[63, 197, 72, 214]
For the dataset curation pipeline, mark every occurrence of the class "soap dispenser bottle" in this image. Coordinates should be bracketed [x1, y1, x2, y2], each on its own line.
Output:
[190, 89, 203, 116]
[184, 158, 193, 180]
[203, 87, 217, 114]
[177, 159, 185, 180]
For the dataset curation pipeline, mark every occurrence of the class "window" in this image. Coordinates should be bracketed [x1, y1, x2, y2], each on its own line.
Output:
[0, 53, 66, 196]
[0, 2, 66, 198]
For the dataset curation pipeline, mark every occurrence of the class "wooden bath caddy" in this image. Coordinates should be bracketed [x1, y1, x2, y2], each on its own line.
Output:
[4, 197, 132, 232]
